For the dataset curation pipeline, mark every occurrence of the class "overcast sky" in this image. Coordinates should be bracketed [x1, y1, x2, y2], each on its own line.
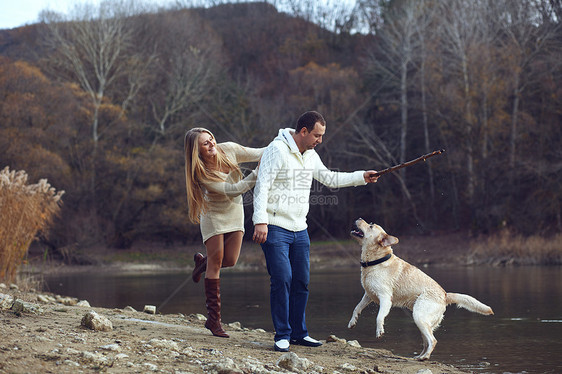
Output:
[0, 0, 356, 31]
[1, 0, 78, 29]
[0, 0, 177, 30]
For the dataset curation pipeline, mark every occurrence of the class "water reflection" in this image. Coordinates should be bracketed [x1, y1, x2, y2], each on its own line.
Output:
[44, 266, 562, 374]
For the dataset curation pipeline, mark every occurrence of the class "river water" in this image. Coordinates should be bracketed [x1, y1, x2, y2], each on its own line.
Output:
[44, 266, 562, 374]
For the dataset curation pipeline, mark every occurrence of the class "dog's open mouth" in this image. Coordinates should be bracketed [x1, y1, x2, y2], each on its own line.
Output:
[351, 224, 364, 238]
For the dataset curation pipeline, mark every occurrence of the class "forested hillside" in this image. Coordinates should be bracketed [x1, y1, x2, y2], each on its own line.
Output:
[0, 0, 560, 257]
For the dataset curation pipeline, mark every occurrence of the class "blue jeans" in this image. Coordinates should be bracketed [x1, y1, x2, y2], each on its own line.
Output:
[261, 225, 310, 342]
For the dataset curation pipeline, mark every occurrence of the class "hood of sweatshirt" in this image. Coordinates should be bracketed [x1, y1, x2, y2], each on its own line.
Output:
[275, 128, 300, 154]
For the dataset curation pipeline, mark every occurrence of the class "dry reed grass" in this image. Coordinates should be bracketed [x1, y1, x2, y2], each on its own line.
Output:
[0, 167, 64, 282]
[469, 228, 562, 266]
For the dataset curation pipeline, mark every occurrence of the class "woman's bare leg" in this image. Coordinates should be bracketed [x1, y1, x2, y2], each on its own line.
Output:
[222, 231, 244, 268]
[204, 234, 224, 279]
[204, 231, 244, 279]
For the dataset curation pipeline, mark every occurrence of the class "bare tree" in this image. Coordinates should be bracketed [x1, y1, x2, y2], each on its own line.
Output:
[357, 0, 431, 186]
[276, 0, 358, 34]
[143, 11, 224, 142]
[349, 122, 426, 230]
[40, 0, 154, 148]
[492, 0, 561, 174]
[413, 0, 438, 202]
[433, 0, 494, 203]
[39, 0, 156, 240]
[383, 1, 418, 176]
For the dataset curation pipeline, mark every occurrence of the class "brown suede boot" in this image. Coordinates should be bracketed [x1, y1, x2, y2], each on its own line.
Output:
[192, 253, 207, 283]
[204, 278, 229, 338]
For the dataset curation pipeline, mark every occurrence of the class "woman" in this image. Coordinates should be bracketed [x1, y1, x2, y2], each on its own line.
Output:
[184, 128, 264, 338]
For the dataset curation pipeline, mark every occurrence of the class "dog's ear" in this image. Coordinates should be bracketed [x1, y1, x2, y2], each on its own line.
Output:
[380, 234, 399, 247]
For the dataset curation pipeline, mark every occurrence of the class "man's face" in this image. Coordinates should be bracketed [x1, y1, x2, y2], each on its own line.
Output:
[299, 122, 325, 151]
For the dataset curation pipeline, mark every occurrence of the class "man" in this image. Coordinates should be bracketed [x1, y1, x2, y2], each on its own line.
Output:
[252, 111, 379, 352]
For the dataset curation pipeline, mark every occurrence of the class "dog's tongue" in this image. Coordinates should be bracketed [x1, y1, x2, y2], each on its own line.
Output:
[351, 229, 364, 238]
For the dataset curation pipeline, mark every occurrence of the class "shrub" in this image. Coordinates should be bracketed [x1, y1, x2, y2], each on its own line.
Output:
[0, 167, 64, 282]
[469, 228, 562, 266]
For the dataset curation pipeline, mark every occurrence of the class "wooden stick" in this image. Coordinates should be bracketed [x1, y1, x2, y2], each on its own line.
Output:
[373, 149, 445, 177]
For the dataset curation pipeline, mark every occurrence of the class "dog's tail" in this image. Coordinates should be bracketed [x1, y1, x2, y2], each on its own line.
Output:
[446, 293, 494, 315]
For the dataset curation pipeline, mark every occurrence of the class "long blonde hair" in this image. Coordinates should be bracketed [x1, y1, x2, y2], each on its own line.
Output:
[184, 128, 242, 223]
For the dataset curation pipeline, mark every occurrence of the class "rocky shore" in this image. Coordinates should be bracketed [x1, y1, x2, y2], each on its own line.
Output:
[0, 282, 469, 374]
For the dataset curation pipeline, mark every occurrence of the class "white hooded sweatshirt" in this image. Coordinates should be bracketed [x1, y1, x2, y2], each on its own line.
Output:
[252, 128, 366, 232]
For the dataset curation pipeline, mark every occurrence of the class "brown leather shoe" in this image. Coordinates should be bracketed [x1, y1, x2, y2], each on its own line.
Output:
[204, 278, 229, 338]
[192, 253, 207, 283]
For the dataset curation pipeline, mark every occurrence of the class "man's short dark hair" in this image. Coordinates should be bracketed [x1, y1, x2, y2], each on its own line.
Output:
[296, 111, 325, 133]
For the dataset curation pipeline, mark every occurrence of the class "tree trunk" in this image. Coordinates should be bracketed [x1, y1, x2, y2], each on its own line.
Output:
[400, 59, 408, 181]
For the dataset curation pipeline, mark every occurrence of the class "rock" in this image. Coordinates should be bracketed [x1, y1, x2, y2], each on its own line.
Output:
[327, 334, 347, 343]
[276, 352, 313, 372]
[12, 299, 44, 315]
[181, 347, 199, 357]
[148, 338, 179, 351]
[347, 340, 361, 348]
[239, 357, 269, 373]
[81, 310, 113, 331]
[0, 283, 6, 289]
[228, 321, 243, 330]
[9, 284, 18, 290]
[143, 305, 156, 314]
[143, 362, 158, 371]
[191, 313, 207, 321]
[56, 296, 78, 306]
[339, 363, 358, 371]
[123, 305, 136, 312]
[76, 300, 90, 307]
[64, 359, 81, 367]
[100, 343, 121, 352]
[416, 369, 433, 374]
[204, 357, 243, 374]
[82, 351, 112, 366]
[65, 348, 80, 355]
[37, 294, 51, 303]
[71, 335, 86, 344]
[0, 293, 14, 309]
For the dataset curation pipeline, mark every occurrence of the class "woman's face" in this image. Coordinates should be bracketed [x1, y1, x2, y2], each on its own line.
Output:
[198, 131, 217, 161]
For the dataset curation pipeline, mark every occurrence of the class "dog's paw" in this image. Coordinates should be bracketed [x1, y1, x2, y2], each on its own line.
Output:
[347, 314, 358, 329]
[376, 328, 384, 338]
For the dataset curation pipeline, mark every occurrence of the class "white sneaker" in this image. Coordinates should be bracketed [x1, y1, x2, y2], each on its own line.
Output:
[274, 339, 290, 352]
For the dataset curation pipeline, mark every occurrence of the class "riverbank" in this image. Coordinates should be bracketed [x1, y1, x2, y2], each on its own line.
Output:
[7, 231, 559, 373]
[26, 231, 482, 276]
[0, 283, 469, 374]
[24, 229, 562, 276]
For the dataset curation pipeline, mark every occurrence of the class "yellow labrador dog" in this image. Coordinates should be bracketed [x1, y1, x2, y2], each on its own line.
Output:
[347, 218, 493, 360]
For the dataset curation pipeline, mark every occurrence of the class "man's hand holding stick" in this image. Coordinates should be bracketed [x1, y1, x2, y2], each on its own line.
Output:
[365, 150, 445, 182]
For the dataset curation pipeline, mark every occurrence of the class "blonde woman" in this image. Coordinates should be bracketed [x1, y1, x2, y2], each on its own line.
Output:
[184, 128, 264, 338]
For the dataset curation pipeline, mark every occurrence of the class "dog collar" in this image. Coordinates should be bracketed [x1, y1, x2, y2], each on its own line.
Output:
[360, 253, 392, 268]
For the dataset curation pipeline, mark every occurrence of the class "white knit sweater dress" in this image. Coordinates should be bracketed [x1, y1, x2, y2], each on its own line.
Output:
[199, 142, 264, 243]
